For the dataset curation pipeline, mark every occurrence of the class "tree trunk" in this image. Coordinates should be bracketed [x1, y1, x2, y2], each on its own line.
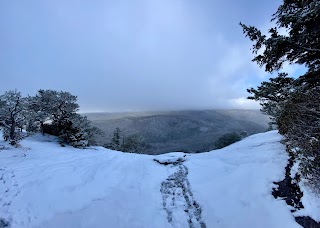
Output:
[9, 116, 16, 145]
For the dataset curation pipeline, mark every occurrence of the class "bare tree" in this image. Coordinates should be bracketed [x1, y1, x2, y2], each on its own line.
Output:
[0, 90, 27, 145]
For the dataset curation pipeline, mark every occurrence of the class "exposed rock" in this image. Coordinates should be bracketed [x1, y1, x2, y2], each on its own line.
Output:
[272, 151, 303, 210]
[272, 150, 320, 228]
[0, 219, 9, 228]
[295, 217, 320, 228]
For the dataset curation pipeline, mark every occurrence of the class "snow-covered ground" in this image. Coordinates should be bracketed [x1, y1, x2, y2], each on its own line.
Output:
[0, 131, 318, 228]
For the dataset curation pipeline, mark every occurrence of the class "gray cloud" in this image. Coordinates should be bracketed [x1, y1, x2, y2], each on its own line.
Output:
[0, 0, 284, 112]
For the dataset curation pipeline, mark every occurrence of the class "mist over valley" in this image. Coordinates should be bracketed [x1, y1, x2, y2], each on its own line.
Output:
[86, 109, 270, 154]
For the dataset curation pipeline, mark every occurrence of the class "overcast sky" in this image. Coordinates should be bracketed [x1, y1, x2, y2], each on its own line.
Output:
[0, 0, 303, 112]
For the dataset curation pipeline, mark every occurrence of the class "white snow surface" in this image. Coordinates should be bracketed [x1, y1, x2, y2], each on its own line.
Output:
[294, 182, 320, 222]
[0, 131, 307, 227]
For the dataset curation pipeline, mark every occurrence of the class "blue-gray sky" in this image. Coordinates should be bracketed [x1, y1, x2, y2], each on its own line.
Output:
[0, 0, 301, 112]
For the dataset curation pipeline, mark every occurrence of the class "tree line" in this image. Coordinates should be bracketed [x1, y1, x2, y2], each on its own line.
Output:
[105, 127, 151, 153]
[241, 0, 320, 189]
[0, 89, 101, 148]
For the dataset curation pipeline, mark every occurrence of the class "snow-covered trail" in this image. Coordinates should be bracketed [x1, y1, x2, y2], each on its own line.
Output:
[0, 131, 303, 227]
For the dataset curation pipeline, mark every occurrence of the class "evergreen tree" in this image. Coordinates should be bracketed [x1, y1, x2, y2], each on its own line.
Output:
[27, 90, 57, 133]
[215, 132, 241, 149]
[105, 128, 151, 153]
[59, 114, 102, 148]
[247, 72, 295, 126]
[123, 134, 150, 153]
[109, 127, 122, 151]
[32, 90, 79, 133]
[0, 89, 100, 148]
[240, 0, 320, 86]
[28, 90, 100, 148]
[241, 0, 320, 188]
[277, 86, 320, 186]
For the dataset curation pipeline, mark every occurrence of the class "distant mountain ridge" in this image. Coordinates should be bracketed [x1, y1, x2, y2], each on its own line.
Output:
[85, 109, 270, 154]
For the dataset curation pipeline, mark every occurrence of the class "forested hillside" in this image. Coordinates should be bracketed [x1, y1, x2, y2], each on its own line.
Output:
[86, 110, 269, 154]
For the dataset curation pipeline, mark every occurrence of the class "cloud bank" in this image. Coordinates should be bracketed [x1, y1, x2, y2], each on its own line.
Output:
[0, 0, 288, 112]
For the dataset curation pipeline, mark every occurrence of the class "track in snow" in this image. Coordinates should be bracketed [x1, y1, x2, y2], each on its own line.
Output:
[0, 167, 20, 228]
[156, 157, 206, 228]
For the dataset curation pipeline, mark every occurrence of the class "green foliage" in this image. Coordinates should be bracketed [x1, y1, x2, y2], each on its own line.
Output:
[107, 127, 122, 151]
[105, 127, 151, 153]
[240, 0, 320, 81]
[28, 90, 102, 148]
[215, 132, 242, 149]
[241, 0, 320, 189]
[59, 114, 103, 148]
[28, 90, 79, 133]
[247, 73, 295, 125]
[122, 134, 151, 153]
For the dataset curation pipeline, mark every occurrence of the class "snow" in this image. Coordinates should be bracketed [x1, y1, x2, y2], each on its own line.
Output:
[185, 132, 300, 227]
[289, 156, 320, 222]
[294, 182, 320, 222]
[0, 130, 311, 227]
